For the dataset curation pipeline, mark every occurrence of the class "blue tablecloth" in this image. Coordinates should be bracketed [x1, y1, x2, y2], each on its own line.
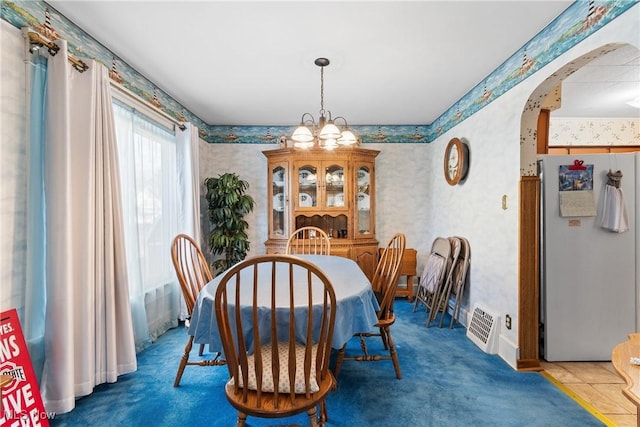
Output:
[188, 254, 380, 350]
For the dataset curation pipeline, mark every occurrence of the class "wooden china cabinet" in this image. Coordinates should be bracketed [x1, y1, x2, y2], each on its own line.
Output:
[263, 146, 379, 280]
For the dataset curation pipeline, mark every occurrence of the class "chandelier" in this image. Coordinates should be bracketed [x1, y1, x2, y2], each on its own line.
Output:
[291, 58, 359, 149]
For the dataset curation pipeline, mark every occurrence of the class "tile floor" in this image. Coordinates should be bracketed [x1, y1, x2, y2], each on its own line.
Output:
[541, 361, 637, 427]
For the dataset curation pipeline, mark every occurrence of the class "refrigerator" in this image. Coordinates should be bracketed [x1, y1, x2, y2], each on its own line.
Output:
[539, 153, 638, 361]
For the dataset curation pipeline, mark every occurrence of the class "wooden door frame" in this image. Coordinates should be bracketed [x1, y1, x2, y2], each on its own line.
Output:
[516, 108, 548, 371]
[517, 176, 541, 370]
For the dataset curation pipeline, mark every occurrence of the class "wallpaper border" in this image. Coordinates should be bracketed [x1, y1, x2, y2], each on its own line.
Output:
[1, 0, 637, 144]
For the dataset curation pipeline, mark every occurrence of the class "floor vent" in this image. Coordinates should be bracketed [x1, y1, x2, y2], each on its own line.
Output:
[466, 305, 500, 354]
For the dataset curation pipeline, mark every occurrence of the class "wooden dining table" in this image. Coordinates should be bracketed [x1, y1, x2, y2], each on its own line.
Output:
[612, 333, 640, 427]
[188, 254, 380, 351]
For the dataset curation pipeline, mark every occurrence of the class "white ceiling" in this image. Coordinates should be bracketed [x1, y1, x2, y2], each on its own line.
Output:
[47, 1, 639, 126]
[553, 43, 640, 118]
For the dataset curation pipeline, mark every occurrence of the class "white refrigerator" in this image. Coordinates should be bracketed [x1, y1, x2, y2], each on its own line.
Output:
[539, 153, 638, 361]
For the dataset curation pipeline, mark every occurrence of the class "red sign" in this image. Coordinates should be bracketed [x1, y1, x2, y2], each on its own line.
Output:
[1, 309, 50, 426]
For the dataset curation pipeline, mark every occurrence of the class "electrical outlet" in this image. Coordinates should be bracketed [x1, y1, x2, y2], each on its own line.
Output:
[505, 314, 512, 330]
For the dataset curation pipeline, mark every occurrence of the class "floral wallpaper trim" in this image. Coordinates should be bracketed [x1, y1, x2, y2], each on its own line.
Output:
[1, 0, 637, 144]
[549, 118, 640, 145]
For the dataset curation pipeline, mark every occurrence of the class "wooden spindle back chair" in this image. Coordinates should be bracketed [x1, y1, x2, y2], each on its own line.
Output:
[214, 254, 337, 427]
[171, 234, 225, 387]
[285, 226, 331, 255]
[334, 232, 406, 379]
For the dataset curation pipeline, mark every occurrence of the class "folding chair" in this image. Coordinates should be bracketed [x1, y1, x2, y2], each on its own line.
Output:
[413, 237, 451, 327]
[424, 237, 461, 327]
[438, 237, 470, 328]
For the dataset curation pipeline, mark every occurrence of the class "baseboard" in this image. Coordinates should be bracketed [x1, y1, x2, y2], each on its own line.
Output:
[442, 305, 469, 328]
[517, 358, 543, 371]
[498, 334, 519, 369]
[457, 307, 469, 327]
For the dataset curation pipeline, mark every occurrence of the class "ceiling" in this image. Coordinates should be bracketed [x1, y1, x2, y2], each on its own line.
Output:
[553, 43, 640, 118]
[46, 1, 639, 127]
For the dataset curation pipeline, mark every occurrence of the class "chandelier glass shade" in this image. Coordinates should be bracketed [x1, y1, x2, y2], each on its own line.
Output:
[290, 58, 359, 149]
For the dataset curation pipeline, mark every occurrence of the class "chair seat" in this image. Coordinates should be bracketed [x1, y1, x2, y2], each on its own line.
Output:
[225, 373, 335, 418]
[230, 342, 320, 394]
[420, 253, 447, 293]
[375, 313, 396, 328]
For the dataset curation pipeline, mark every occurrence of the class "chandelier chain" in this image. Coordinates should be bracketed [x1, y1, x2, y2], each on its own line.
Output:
[320, 66, 324, 113]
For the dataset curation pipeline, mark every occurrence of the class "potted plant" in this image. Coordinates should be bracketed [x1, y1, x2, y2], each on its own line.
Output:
[204, 172, 255, 275]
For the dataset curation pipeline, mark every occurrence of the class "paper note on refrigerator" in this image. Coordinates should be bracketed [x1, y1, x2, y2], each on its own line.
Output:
[559, 191, 596, 217]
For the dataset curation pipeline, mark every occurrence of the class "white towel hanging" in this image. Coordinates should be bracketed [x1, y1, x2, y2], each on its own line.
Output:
[600, 170, 629, 233]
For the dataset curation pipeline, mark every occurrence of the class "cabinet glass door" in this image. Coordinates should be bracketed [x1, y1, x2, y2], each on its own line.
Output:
[271, 165, 288, 237]
[297, 164, 317, 209]
[324, 163, 345, 208]
[355, 164, 373, 237]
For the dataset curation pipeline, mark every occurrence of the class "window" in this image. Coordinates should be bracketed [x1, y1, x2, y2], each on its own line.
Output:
[113, 99, 180, 346]
[113, 100, 177, 291]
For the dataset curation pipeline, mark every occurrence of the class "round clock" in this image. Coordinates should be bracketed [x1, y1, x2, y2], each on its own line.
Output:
[444, 137, 469, 186]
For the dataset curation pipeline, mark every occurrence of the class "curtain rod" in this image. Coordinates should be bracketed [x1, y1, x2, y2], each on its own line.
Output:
[24, 28, 89, 73]
[111, 81, 186, 131]
[22, 28, 185, 132]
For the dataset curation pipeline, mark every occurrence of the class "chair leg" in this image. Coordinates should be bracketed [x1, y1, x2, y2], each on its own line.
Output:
[413, 287, 424, 312]
[173, 334, 194, 387]
[426, 290, 438, 327]
[236, 412, 247, 427]
[438, 287, 453, 328]
[427, 282, 449, 327]
[449, 302, 459, 329]
[198, 343, 205, 356]
[307, 406, 319, 427]
[384, 326, 402, 379]
[417, 289, 431, 312]
[333, 344, 347, 379]
[449, 286, 465, 329]
[320, 399, 329, 425]
[423, 290, 434, 315]
[335, 333, 401, 379]
[379, 326, 389, 350]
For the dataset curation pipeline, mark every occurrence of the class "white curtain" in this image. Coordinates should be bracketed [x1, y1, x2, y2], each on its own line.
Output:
[112, 101, 181, 348]
[24, 53, 48, 382]
[176, 123, 203, 319]
[176, 123, 202, 242]
[40, 41, 136, 414]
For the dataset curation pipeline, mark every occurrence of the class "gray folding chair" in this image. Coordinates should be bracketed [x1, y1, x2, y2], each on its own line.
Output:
[438, 237, 471, 328]
[413, 237, 451, 327]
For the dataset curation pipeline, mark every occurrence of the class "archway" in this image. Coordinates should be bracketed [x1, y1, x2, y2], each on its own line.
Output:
[517, 42, 637, 369]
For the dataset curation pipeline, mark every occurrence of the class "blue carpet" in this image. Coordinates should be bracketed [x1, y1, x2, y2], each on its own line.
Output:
[50, 301, 603, 426]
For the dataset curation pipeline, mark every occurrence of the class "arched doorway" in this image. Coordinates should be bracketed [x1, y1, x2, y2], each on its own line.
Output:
[517, 42, 639, 369]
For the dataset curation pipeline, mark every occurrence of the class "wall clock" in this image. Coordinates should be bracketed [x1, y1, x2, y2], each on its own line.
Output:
[444, 137, 469, 186]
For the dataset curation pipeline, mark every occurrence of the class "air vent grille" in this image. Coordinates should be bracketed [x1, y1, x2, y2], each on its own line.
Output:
[466, 305, 500, 354]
